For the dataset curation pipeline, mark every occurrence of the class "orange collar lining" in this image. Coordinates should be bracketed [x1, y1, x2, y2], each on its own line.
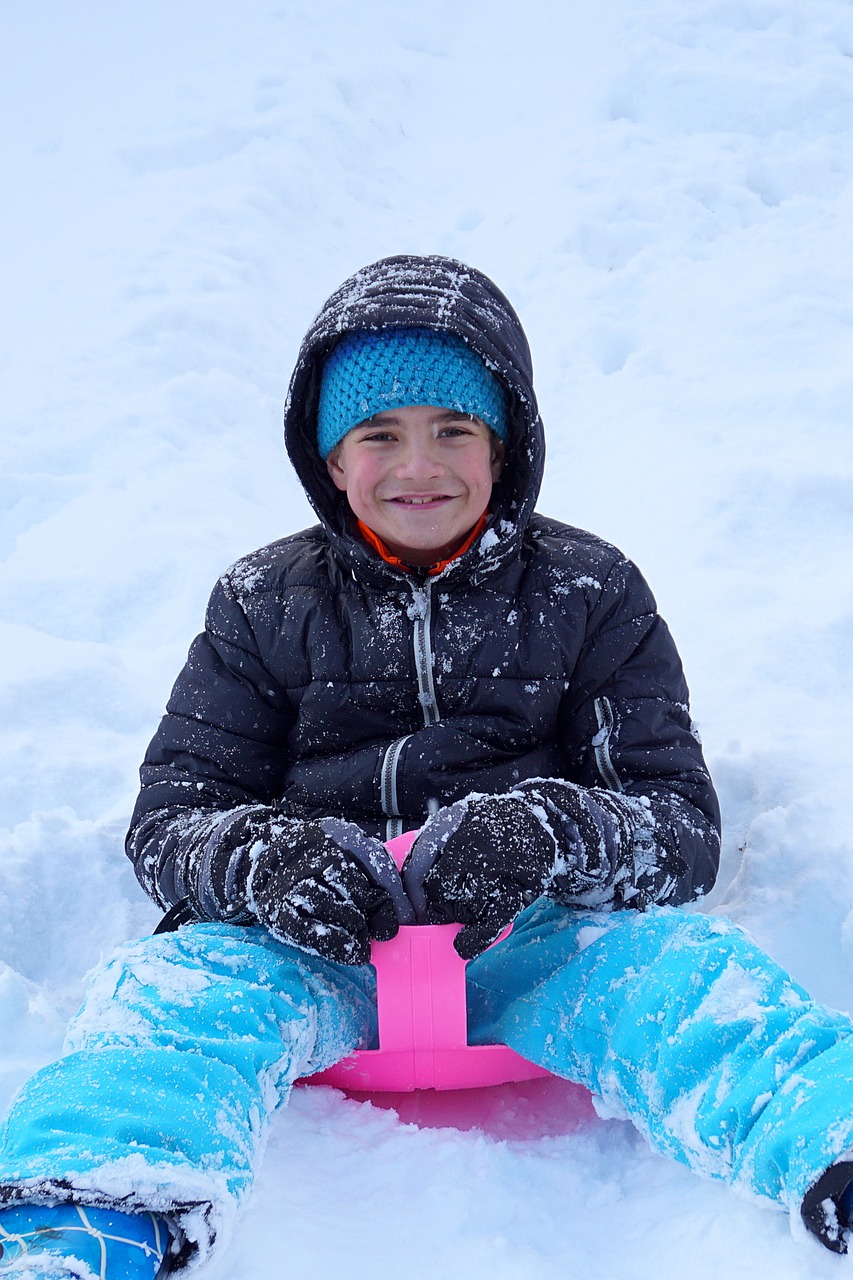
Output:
[356, 512, 488, 577]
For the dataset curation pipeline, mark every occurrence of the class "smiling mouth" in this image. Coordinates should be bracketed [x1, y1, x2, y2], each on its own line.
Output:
[388, 495, 454, 506]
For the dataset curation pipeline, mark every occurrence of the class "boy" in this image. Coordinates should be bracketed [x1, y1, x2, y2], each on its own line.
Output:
[1, 255, 852, 1278]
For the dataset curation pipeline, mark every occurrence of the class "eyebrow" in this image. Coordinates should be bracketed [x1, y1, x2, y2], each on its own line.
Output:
[366, 409, 475, 426]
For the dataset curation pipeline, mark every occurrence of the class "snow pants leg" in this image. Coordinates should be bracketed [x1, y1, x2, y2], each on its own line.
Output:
[466, 900, 853, 1242]
[0, 923, 375, 1269]
[3, 907, 853, 1265]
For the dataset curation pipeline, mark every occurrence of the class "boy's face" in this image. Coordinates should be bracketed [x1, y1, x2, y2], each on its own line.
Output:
[326, 404, 504, 567]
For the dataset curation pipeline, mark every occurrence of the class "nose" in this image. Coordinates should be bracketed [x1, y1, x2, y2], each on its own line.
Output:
[396, 439, 444, 480]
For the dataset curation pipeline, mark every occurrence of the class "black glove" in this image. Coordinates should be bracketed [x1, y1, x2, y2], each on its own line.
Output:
[403, 794, 564, 959]
[247, 817, 415, 965]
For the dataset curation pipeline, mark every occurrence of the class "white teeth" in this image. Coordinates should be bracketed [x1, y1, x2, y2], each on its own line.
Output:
[397, 497, 439, 504]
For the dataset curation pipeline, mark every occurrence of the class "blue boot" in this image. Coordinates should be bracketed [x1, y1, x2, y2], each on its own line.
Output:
[0, 1205, 168, 1279]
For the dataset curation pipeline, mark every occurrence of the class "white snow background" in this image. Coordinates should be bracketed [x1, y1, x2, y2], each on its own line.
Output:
[2, 0, 853, 1275]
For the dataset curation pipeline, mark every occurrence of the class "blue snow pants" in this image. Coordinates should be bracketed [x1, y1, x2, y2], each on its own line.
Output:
[2, 901, 853, 1266]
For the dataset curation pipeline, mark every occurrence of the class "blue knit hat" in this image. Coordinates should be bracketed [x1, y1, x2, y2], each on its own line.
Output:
[317, 327, 508, 458]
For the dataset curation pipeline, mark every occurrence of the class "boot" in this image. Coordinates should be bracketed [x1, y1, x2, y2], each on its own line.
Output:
[0, 1204, 168, 1279]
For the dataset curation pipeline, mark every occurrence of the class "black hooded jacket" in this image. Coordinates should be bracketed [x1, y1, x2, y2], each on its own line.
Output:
[126, 254, 720, 924]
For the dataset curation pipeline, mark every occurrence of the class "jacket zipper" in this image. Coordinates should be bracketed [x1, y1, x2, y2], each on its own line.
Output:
[411, 581, 440, 727]
[378, 582, 440, 834]
[380, 734, 411, 818]
[593, 696, 623, 792]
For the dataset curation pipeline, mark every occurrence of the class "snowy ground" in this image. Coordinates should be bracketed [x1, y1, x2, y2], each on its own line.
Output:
[2, 1, 853, 1275]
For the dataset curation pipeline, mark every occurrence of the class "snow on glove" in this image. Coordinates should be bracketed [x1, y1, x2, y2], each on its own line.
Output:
[515, 777, 689, 910]
[402, 794, 565, 959]
[247, 817, 415, 965]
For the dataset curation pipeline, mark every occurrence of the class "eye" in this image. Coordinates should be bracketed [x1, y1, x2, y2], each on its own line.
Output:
[438, 415, 483, 439]
[357, 429, 397, 444]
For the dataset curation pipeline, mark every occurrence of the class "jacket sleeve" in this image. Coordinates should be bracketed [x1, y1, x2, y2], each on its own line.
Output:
[125, 570, 297, 921]
[539, 552, 721, 909]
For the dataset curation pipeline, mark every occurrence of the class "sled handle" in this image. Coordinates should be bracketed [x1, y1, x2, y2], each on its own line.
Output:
[307, 829, 548, 1090]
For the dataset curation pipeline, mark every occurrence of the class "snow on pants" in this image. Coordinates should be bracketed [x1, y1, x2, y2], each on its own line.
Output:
[2, 902, 853, 1267]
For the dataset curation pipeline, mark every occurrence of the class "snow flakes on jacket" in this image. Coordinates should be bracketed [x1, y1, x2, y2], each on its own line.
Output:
[126, 254, 720, 924]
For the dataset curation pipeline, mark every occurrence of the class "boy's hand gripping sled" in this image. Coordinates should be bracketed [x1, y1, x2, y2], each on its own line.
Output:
[310, 831, 549, 1092]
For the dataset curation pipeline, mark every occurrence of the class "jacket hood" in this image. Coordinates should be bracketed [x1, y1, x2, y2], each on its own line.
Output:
[283, 254, 545, 586]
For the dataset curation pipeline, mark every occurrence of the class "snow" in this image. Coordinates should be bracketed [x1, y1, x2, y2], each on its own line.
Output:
[2, 0, 853, 1273]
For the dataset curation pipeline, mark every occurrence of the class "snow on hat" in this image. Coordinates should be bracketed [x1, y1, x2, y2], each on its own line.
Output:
[317, 327, 508, 458]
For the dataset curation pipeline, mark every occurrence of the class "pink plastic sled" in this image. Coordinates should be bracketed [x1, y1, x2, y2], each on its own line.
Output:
[309, 831, 550, 1092]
